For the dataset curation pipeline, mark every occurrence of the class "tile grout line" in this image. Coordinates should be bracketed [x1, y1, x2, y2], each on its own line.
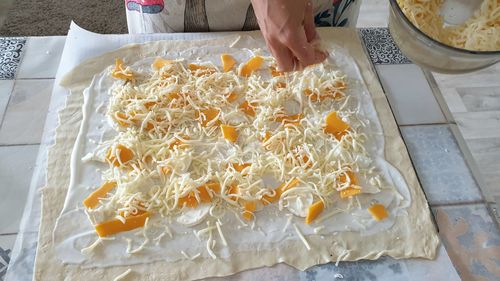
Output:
[0, 37, 27, 131]
[0, 79, 16, 132]
[430, 200, 485, 208]
[448, 124, 490, 201]
[447, 124, 500, 231]
[421, 69, 456, 123]
[16, 77, 57, 81]
[399, 122, 450, 127]
[0, 143, 41, 147]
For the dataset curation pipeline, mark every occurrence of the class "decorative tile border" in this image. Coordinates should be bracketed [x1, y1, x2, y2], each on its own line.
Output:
[359, 28, 411, 65]
[0, 246, 10, 281]
[0, 38, 26, 80]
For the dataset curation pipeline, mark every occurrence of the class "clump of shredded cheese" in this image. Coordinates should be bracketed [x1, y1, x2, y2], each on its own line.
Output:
[397, 0, 500, 51]
[83, 53, 393, 258]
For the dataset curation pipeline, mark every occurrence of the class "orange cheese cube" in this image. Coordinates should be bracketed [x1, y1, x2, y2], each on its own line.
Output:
[239, 100, 257, 117]
[226, 92, 239, 103]
[152, 57, 174, 70]
[261, 178, 300, 205]
[112, 58, 135, 82]
[221, 124, 238, 143]
[280, 177, 301, 193]
[221, 54, 237, 72]
[261, 188, 282, 205]
[340, 187, 361, 198]
[231, 163, 251, 172]
[144, 101, 157, 109]
[197, 108, 221, 127]
[188, 63, 216, 76]
[240, 56, 264, 77]
[227, 185, 240, 201]
[169, 135, 190, 149]
[339, 171, 361, 198]
[95, 212, 150, 237]
[324, 111, 349, 140]
[106, 144, 134, 167]
[368, 204, 388, 221]
[305, 200, 324, 224]
[274, 113, 302, 124]
[83, 181, 117, 209]
[269, 66, 283, 77]
[160, 166, 171, 174]
[114, 112, 131, 127]
[242, 200, 257, 220]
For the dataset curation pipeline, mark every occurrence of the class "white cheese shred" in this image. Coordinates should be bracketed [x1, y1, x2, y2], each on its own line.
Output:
[282, 214, 293, 233]
[113, 268, 132, 281]
[293, 223, 311, 251]
[216, 221, 228, 246]
[80, 238, 101, 256]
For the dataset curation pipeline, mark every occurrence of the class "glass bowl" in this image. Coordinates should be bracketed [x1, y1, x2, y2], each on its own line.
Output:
[388, 0, 500, 74]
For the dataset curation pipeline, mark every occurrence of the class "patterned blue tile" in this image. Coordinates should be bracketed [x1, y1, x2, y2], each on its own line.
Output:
[0, 38, 26, 80]
[400, 125, 483, 205]
[434, 204, 500, 281]
[359, 28, 411, 65]
[3, 232, 37, 281]
[0, 246, 10, 281]
[0, 234, 16, 281]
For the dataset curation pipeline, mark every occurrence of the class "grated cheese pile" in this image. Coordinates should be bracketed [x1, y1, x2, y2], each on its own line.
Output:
[82, 53, 391, 253]
[397, 0, 500, 51]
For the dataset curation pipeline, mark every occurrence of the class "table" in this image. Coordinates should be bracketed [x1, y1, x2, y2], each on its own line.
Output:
[0, 27, 498, 280]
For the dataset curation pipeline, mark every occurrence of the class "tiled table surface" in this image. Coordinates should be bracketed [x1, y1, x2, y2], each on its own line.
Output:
[0, 29, 498, 280]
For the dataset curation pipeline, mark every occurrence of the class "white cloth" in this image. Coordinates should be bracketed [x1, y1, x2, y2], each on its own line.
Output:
[125, 0, 362, 34]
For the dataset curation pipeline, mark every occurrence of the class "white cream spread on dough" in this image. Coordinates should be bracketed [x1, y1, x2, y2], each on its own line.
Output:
[53, 45, 411, 268]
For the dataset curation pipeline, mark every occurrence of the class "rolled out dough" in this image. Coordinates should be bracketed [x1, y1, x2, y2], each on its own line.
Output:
[34, 29, 439, 281]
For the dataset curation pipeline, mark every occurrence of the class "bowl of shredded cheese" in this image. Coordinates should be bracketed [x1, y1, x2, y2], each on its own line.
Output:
[389, 0, 500, 73]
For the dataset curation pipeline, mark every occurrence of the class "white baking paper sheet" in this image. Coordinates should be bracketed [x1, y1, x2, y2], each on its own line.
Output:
[6, 22, 461, 281]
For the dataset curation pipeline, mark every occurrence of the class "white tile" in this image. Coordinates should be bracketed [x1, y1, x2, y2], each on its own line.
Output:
[467, 137, 500, 203]
[0, 79, 53, 145]
[456, 87, 500, 112]
[401, 125, 483, 205]
[376, 64, 446, 125]
[0, 145, 39, 234]
[433, 63, 500, 89]
[454, 111, 500, 140]
[441, 88, 467, 114]
[0, 80, 14, 126]
[16, 36, 66, 79]
[0, 234, 16, 252]
[357, 0, 389, 27]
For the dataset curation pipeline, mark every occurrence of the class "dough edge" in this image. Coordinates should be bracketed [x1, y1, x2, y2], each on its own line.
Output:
[34, 28, 440, 281]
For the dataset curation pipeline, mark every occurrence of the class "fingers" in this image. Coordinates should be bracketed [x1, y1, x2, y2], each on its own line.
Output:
[268, 39, 295, 72]
[285, 31, 315, 65]
[304, 0, 317, 42]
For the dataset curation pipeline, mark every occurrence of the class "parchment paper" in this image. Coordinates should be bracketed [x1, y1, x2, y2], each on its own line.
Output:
[33, 25, 440, 281]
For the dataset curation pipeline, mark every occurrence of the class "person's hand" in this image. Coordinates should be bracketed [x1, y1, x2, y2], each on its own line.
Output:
[251, 0, 328, 72]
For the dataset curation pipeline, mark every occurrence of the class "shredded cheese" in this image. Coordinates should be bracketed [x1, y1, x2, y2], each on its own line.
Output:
[82, 50, 399, 258]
